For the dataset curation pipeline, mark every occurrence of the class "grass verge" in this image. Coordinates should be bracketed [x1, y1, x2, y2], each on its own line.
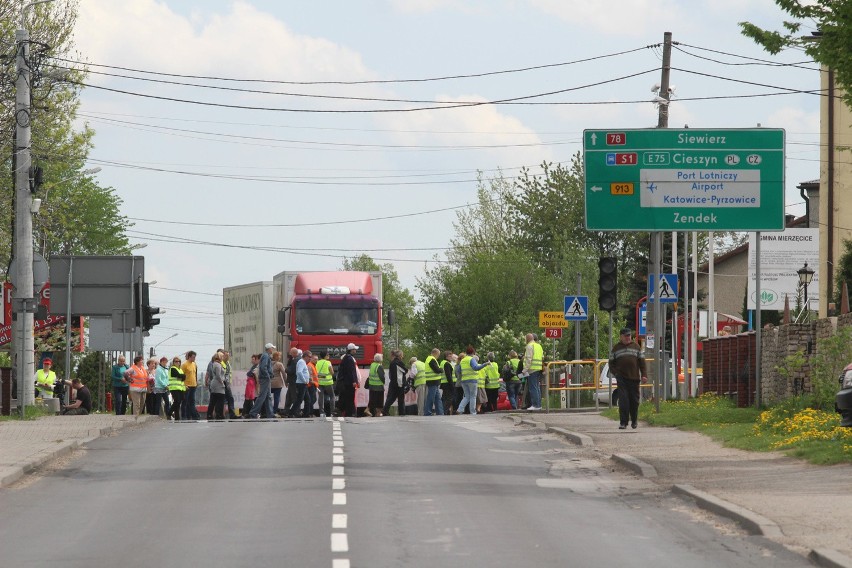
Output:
[0, 405, 54, 422]
[603, 393, 852, 465]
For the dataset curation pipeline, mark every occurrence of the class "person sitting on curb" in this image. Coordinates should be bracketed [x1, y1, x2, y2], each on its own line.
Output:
[60, 378, 92, 415]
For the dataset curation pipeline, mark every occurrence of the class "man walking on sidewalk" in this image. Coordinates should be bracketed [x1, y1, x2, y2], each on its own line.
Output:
[608, 328, 647, 429]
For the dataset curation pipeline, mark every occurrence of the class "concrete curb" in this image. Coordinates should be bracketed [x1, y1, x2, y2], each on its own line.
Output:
[809, 548, 852, 568]
[505, 415, 595, 447]
[547, 426, 595, 447]
[672, 484, 783, 539]
[612, 453, 657, 478]
[0, 467, 24, 487]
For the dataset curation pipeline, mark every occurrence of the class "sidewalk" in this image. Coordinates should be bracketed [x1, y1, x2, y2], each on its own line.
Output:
[508, 411, 852, 568]
[0, 414, 158, 488]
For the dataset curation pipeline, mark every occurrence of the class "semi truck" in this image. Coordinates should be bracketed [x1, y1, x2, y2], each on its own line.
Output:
[272, 271, 383, 366]
[223, 271, 383, 412]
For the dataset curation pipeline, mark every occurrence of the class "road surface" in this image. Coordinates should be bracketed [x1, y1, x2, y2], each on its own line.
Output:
[0, 415, 807, 567]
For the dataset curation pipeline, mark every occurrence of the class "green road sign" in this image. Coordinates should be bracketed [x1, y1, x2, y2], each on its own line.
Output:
[584, 128, 785, 231]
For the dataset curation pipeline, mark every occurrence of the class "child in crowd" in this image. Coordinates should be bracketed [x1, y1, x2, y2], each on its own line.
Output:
[242, 353, 259, 418]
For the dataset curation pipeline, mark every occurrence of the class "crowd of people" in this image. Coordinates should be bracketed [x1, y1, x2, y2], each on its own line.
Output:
[37, 326, 646, 429]
[231, 334, 547, 418]
[95, 332, 548, 420]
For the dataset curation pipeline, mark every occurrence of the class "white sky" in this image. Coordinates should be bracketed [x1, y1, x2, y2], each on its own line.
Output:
[67, 0, 820, 357]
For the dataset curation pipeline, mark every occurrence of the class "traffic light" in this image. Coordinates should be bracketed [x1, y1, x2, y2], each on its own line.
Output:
[143, 305, 161, 331]
[135, 282, 161, 331]
[598, 257, 617, 311]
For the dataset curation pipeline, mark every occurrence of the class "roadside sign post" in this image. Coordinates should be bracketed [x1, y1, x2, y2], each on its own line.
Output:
[585, 127, 784, 407]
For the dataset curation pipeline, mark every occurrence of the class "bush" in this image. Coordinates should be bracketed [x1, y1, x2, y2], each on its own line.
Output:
[810, 326, 852, 410]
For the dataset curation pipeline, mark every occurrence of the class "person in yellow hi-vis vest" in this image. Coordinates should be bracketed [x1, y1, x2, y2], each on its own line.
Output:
[523, 333, 544, 411]
[35, 358, 56, 399]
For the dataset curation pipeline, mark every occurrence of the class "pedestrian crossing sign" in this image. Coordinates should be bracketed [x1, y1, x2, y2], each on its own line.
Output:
[647, 273, 678, 304]
[563, 295, 589, 321]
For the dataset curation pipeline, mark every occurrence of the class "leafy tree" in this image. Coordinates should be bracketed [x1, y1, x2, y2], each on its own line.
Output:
[833, 239, 852, 309]
[476, 321, 526, 365]
[76, 350, 105, 411]
[448, 172, 517, 263]
[740, 1, 852, 108]
[0, 0, 131, 275]
[506, 155, 651, 319]
[414, 248, 564, 352]
[341, 254, 416, 350]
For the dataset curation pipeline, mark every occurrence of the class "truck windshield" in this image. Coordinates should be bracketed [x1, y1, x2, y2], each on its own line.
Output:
[295, 307, 379, 335]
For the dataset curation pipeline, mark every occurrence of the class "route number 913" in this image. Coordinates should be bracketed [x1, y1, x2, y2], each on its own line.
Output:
[610, 182, 634, 195]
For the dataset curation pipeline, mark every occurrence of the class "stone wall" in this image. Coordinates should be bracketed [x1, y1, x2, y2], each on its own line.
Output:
[702, 314, 852, 406]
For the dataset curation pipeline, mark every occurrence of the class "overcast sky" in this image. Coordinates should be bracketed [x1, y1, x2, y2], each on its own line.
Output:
[68, 0, 820, 358]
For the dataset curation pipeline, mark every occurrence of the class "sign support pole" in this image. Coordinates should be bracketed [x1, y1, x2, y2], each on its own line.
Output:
[652, 31, 672, 414]
[755, 232, 762, 407]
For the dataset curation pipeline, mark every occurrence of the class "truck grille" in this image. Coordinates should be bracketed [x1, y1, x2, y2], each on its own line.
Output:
[310, 344, 365, 361]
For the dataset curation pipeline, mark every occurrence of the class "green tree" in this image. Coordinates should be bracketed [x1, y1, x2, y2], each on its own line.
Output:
[341, 254, 416, 349]
[506, 156, 651, 320]
[76, 350, 105, 411]
[414, 248, 564, 352]
[740, 1, 852, 108]
[0, 1, 131, 274]
[833, 239, 852, 309]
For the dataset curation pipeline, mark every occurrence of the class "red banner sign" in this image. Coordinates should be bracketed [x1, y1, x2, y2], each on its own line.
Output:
[0, 282, 65, 347]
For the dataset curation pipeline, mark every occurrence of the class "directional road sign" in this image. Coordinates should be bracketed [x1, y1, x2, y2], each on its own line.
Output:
[563, 295, 589, 321]
[544, 328, 563, 339]
[584, 128, 785, 231]
[647, 274, 679, 304]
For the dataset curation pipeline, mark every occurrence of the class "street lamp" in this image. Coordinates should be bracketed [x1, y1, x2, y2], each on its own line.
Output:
[150, 333, 178, 357]
[797, 263, 815, 321]
[38, 166, 102, 207]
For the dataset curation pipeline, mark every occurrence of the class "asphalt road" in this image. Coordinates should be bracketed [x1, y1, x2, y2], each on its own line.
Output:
[0, 415, 808, 568]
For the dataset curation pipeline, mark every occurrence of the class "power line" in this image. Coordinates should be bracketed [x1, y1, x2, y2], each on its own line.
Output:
[81, 114, 578, 151]
[49, 45, 652, 85]
[671, 67, 831, 97]
[676, 42, 822, 70]
[133, 195, 509, 227]
[672, 44, 819, 72]
[67, 68, 659, 113]
[151, 286, 221, 297]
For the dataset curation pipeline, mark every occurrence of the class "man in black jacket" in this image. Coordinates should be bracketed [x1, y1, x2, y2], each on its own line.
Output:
[383, 349, 408, 416]
[338, 343, 361, 417]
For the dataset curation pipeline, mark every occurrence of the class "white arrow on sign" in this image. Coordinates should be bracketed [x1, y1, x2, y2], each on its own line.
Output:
[590, 133, 597, 146]
[590, 186, 602, 192]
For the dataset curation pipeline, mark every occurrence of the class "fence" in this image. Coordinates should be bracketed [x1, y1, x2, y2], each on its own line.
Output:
[701, 332, 757, 407]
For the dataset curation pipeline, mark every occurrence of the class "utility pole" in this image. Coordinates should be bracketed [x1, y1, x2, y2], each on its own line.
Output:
[12, 1, 54, 412]
[648, 31, 672, 413]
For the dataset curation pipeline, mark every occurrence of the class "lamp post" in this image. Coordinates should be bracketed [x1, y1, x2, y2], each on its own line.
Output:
[797, 263, 815, 321]
[150, 333, 178, 358]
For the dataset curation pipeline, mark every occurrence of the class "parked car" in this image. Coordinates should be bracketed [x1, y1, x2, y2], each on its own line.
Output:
[836, 363, 852, 427]
[594, 363, 618, 406]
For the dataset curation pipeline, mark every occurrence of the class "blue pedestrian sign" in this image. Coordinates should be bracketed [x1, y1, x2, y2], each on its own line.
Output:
[564, 295, 589, 321]
[647, 274, 678, 304]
